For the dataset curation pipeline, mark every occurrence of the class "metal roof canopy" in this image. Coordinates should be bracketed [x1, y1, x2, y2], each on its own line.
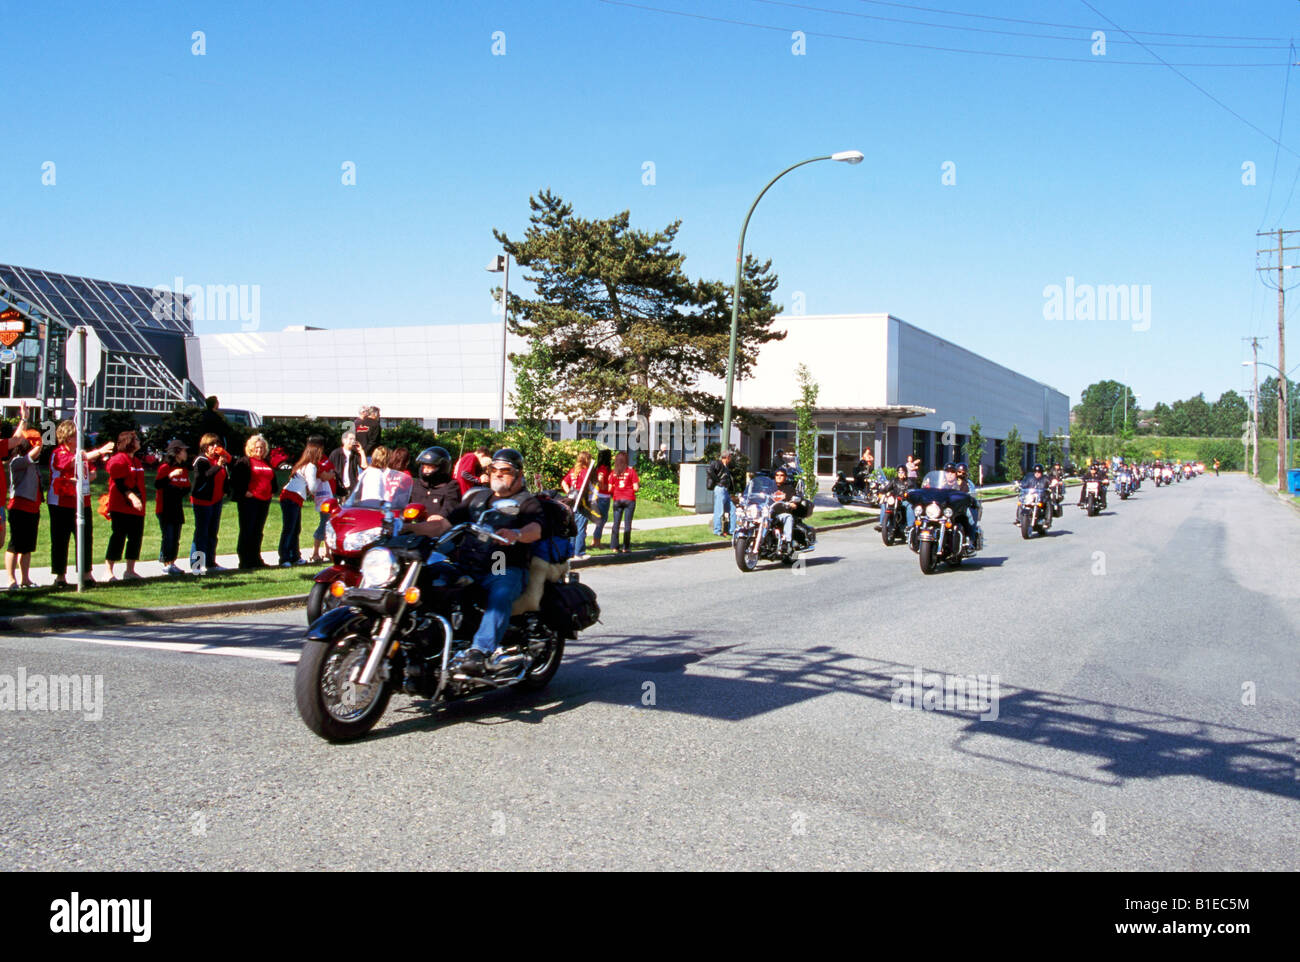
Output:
[0, 264, 203, 411]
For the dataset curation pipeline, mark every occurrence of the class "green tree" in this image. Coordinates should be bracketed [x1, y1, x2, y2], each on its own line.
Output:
[963, 419, 986, 484]
[1076, 380, 1135, 434]
[508, 337, 558, 467]
[1210, 389, 1250, 438]
[1002, 425, 1023, 480]
[494, 189, 784, 426]
[793, 363, 820, 498]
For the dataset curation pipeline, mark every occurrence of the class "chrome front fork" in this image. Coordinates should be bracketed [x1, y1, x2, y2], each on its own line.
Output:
[355, 562, 421, 687]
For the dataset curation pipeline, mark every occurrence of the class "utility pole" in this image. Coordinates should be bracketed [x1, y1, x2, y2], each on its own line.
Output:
[1244, 338, 1263, 477]
[1256, 228, 1298, 490]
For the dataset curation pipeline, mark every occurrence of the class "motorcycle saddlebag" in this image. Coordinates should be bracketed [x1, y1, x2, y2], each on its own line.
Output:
[540, 578, 601, 635]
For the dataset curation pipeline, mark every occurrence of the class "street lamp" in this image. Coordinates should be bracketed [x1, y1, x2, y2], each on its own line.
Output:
[486, 253, 510, 431]
[1243, 359, 1298, 487]
[720, 151, 864, 458]
[1109, 390, 1138, 433]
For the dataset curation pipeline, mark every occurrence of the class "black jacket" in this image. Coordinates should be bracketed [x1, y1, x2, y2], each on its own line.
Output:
[329, 446, 362, 495]
[706, 459, 733, 493]
[353, 418, 381, 456]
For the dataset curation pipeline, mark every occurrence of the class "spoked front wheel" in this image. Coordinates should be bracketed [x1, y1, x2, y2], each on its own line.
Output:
[295, 629, 393, 742]
[734, 535, 759, 572]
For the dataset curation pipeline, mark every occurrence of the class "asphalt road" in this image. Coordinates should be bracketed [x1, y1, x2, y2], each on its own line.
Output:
[2, 474, 1296, 870]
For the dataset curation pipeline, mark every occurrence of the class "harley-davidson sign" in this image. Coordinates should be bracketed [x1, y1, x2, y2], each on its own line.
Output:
[0, 308, 29, 348]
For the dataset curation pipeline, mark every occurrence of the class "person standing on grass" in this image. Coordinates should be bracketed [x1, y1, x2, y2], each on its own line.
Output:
[309, 437, 338, 563]
[155, 440, 190, 576]
[354, 405, 382, 456]
[189, 433, 231, 574]
[589, 449, 613, 549]
[279, 439, 322, 566]
[230, 434, 275, 570]
[5, 427, 44, 590]
[0, 403, 31, 563]
[707, 449, 735, 537]
[561, 451, 594, 558]
[104, 431, 148, 581]
[608, 451, 640, 554]
[48, 421, 114, 587]
[328, 431, 362, 498]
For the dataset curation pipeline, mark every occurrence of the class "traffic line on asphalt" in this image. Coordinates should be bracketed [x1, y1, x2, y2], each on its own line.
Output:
[48, 635, 301, 665]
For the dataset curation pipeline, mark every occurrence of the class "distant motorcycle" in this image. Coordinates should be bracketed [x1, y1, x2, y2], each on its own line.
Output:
[1081, 478, 1106, 516]
[733, 474, 816, 571]
[832, 471, 881, 508]
[1015, 483, 1053, 539]
[905, 486, 978, 574]
[878, 490, 909, 546]
[1115, 469, 1133, 500]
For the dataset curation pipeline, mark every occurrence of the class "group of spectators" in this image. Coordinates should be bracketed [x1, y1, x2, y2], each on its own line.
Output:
[0, 403, 413, 590]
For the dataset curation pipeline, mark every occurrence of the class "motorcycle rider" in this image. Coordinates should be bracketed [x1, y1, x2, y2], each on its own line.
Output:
[1019, 463, 1049, 522]
[1077, 460, 1108, 509]
[424, 448, 544, 676]
[403, 446, 461, 535]
[955, 463, 982, 549]
[940, 462, 980, 554]
[771, 466, 807, 549]
[877, 464, 916, 530]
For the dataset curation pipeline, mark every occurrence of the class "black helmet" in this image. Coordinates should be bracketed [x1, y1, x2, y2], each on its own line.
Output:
[415, 446, 451, 471]
[490, 447, 524, 473]
[956, 463, 968, 473]
[1033, 463, 1044, 472]
[943, 462, 957, 472]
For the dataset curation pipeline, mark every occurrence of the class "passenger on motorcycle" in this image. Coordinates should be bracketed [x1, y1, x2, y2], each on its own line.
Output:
[878, 465, 917, 529]
[423, 448, 544, 676]
[403, 446, 461, 535]
[955, 463, 983, 549]
[940, 462, 981, 554]
[771, 467, 808, 547]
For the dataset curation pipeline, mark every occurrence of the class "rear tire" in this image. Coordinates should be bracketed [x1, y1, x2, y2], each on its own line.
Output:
[918, 540, 937, 574]
[518, 635, 565, 692]
[295, 631, 393, 742]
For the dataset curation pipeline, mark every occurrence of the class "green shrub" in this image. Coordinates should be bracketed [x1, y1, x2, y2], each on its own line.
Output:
[638, 477, 678, 503]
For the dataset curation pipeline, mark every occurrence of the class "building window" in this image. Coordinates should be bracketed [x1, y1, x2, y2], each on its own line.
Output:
[437, 418, 490, 431]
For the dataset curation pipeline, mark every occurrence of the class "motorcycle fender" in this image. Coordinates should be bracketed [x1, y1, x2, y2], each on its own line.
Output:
[305, 605, 365, 641]
[313, 565, 361, 587]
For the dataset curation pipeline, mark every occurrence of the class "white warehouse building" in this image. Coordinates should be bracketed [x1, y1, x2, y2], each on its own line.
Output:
[191, 313, 1069, 481]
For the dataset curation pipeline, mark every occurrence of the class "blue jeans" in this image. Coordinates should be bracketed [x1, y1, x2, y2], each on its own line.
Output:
[279, 499, 303, 564]
[472, 566, 527, 653]
[591, 494, 611, 543]
[191, 501, 223, 568]
[573, 511, 588, 556]
[159, 520, 183, 565]
[712, 487, 731, 535]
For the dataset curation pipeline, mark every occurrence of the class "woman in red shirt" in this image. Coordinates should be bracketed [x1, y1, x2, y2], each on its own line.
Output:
[588, 449, 613, 549]
[561, 451, 594, 558]
[230, 434, 275, 569]
[48, 420, 115, 587]
[608, 451, 640, 554]
[5, 427, 44, 590]
[104, 431, 148, 580]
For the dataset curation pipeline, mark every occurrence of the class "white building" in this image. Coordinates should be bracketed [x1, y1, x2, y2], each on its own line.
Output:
[191, 313, 1069, 480]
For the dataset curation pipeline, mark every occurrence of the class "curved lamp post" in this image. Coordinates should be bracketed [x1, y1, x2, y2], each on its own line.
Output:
[720, 150, 863, 457]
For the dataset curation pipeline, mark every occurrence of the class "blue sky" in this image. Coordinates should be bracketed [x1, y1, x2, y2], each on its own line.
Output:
[4, 0, 1299, 411]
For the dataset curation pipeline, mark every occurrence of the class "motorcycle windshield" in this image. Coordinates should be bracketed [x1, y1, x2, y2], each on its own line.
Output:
[905, 487, 973, 512]
[744, 476, 777, 501]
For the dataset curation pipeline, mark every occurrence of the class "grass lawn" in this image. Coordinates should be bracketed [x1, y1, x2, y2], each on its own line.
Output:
[1, 567, 317, 618]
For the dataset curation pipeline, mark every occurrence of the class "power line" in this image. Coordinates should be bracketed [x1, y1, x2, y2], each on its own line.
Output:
[748, 0, 1292, 49]
[1076, 1, 1300, 159]
[596, 1, 1289, 66]
[849, 0, 1291, 42]
[1258, 43, 1296, 231]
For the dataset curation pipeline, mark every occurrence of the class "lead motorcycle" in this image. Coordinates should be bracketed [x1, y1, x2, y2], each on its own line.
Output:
[733, 474, 816, 571]
[295, 498, 599, 741]
[905, 483, 979, 574]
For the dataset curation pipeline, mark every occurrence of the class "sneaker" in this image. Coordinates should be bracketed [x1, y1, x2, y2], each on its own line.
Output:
[165, 564, 184, 576]
[122, 571, 143, 581]
[280, 562, 294, 569]
[208, 563, 230, 572]
[52, 576, 68, 588]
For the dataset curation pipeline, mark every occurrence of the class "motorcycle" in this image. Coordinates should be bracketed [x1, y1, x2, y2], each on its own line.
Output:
[295, 498, 599, 741]
[308, 500, 387, 623]
[1115, 470, 1133, 500]
[1047, 477, 1066, 517]
[733, 474, 816, 571]
[1081, 478, 1106, 516]
[832, 470, 881, 507]
[905, 485, 979, 574]
[1015, 483, 1053, 539]
[878, 489, 910, 546]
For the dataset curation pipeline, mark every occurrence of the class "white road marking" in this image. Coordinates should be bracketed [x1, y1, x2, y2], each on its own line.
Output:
[49, 635, 300, 665]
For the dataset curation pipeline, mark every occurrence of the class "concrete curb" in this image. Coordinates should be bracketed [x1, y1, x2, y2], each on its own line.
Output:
[0, 593, 307, 634]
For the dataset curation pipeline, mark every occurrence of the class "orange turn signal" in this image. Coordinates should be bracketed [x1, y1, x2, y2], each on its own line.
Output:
[403, 587, 421, 605]
[329, 581, 347, 598]
[402, 506, 420, 520]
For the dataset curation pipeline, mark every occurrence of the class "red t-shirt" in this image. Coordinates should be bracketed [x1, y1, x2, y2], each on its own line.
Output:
[107, 453, 147, 517]
[247, 458, 274, 501]
[155, 463, 191, 515]
[595, 465, 611, 496]
[610, 467, 639, 501]
[455, 452, 484, 496]
[49, 445, 96, 509]
[190, 456, 227, 506]
[562, 467, 591, 492]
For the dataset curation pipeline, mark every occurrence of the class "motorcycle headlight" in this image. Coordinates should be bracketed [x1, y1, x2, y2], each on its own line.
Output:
[943, 506, 954, 518]
[360, 547, 398, 588]
[747, 504, 761, 520]
[342, 526, 383, 553]
[324, 523, 338, 552]
[925, 502, 942, 520]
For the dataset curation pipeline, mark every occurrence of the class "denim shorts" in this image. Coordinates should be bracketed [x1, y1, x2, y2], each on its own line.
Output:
[0, 505, 6, 524]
